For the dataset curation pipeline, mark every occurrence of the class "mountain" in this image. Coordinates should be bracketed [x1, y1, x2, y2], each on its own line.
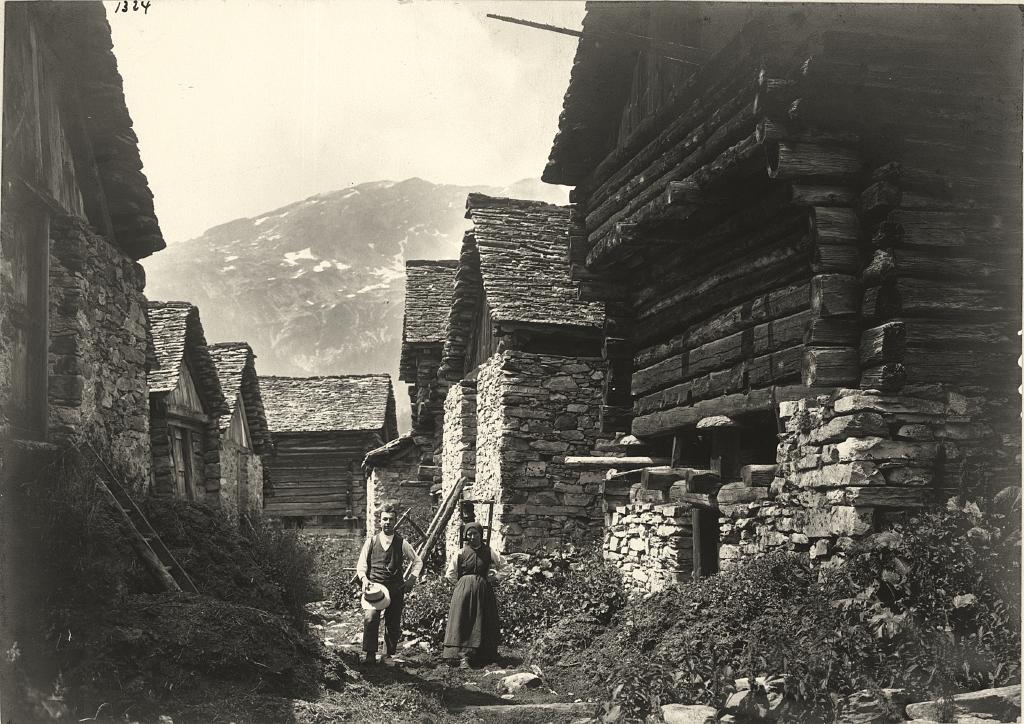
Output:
[141, 177, 569, 432]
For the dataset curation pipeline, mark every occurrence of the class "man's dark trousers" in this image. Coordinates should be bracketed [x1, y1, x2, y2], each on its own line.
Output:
[362, 584, 404, 655]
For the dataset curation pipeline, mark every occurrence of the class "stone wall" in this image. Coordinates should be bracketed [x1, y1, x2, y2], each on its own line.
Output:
[48, 216, 151, 490]
[604, 503, 693, 591]
[218, 439, 264, 523]
[365, 440, 434, 537]
[474, 351, 607, 553]
[604, 385, 1019, 591]
[723, 385, 1016, 567]
[441, 381, 476, 558]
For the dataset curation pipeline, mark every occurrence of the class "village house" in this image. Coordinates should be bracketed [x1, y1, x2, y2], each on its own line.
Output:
[543, 4, 1022, 590]
[0, 1, 168, 690]
[208, 342, 270, 524]
[437, 193, 611, 555]
[0, 2, 164, 480]
[146, 301, 229, 504]
[260, 374, 397, 560]
[363, 261, 458, 546]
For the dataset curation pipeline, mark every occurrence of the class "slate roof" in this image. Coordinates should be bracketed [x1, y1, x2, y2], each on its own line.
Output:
[399, 260, 458, 381]
[260, 375, 396, 434]
[542, 2, 646, 186]
[363, 434, 418, 469]
[24, 2, 165, 258]
[208, 342, 270, 452]
[467, 193, 603, 329]
[146, 301, 228, 415]
[440, 194, 604, 379]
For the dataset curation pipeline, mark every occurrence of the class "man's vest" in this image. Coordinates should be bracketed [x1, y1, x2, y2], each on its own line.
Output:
[365, 532, 405, 587]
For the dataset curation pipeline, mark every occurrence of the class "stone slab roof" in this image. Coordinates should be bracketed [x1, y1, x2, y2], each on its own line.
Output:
[400, 260, 458, 380]
[146, 301, 228, 415]
[440, 194, 604, 379]
[30, 2, 165, 258]
[468, 193, 603, 329]
[208, 342, 270, 452]
[260, 374, 396, 434]
[363, 434, 418, 469]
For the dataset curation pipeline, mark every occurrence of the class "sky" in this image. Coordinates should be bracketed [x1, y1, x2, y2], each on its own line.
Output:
[109, 0, 586, 243]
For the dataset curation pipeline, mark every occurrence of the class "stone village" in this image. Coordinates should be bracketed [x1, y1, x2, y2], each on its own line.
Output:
[0, 2, 1021, 722]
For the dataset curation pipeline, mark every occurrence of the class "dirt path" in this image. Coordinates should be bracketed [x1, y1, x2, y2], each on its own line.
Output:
[301, 601, 601, 723]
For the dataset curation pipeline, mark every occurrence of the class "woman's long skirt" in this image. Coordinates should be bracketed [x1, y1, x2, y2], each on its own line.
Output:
[442, 574, 500, 662]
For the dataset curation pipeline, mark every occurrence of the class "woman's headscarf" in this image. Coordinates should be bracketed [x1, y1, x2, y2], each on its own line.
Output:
[464, 521, 484, 548]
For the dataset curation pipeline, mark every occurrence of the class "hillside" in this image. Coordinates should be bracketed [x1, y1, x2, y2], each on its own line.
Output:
[141, 178, 568, 431]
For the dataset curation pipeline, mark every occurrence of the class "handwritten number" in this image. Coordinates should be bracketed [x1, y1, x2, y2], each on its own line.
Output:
[114, 0, 149, 14]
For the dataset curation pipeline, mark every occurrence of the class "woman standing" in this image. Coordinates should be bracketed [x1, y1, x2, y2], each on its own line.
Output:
[442, 522, 508, 668]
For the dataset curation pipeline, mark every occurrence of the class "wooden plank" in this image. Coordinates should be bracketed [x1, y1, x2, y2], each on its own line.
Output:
[632, 384, 814, 437]
[802, 347, 859, 387]
[860, 322, 906, 366]
[810, 274, 860, 318]
[264, 502, 352, 515]
[633, 282, 809, 369]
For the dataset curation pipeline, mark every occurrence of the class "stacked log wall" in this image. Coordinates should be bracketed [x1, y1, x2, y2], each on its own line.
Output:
[263, 431, 370, 528]
[575, 8, 1020, 589]
[474, 351, 610, 552]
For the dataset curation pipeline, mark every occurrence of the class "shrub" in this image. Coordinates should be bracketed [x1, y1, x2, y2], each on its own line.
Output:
[596, 495, 1022, 722]
[403, 545, 627, 650]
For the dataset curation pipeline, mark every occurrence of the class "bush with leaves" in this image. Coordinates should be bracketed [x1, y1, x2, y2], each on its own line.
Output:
[832, 493, 1021, 694]
[596, 493, 1022, 722]
[403, 545, 626, 650]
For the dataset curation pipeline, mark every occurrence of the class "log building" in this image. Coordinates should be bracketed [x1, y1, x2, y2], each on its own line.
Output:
[437, 193, 611, 554]
[147, 302, 229, 504]
[208, 343, 270, 524]
[260, 375, 397, 559]
[544, 3, 1022, 588]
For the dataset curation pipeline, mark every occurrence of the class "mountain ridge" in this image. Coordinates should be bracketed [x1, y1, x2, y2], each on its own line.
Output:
[141, 177, 569, 431]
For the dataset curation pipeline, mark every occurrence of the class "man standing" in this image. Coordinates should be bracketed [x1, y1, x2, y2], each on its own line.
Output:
[356, 501, 423, 664]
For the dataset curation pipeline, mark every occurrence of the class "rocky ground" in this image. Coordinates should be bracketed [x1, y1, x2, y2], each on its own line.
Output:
[295, 600, 601, 723]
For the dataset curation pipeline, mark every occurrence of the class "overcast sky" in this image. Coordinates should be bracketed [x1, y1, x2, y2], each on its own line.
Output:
[109, 0, 585, 243]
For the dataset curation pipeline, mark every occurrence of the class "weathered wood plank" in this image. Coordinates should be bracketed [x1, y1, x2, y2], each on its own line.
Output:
[810, 274, 860, 318]
[634, 282, 809, 369]
[802, 347, 859, 387]
[632, 384, 814, 438]
[860, 322, 906, 366]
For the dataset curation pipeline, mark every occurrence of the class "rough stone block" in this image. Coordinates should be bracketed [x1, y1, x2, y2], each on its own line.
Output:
[803, 506, 873, 537]
[795, 462, 883, 488]
[811, 412, 888, 444]
[826, 486, 926, 508]
[836, 437, 939, 463]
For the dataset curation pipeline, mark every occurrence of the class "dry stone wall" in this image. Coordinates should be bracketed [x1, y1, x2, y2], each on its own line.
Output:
[441, 381, 476, 557]
[474, 351, 608, 553]
[605, 385, 1018, 591]
[218, 440, 264, 522]
[605, 503, 693, 591]
[48, 216, 151, 490]
[365, 443, 434, 536]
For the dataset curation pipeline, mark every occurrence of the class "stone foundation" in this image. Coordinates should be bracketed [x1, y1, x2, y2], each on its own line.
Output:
[604, 385, 1019, 591]
[474, 351, 608, 553]
[604, 503, 693, 591]
[48, 216, 151, 490]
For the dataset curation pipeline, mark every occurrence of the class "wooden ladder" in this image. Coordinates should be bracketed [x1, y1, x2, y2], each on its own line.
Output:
[83, 442, 199, 594]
